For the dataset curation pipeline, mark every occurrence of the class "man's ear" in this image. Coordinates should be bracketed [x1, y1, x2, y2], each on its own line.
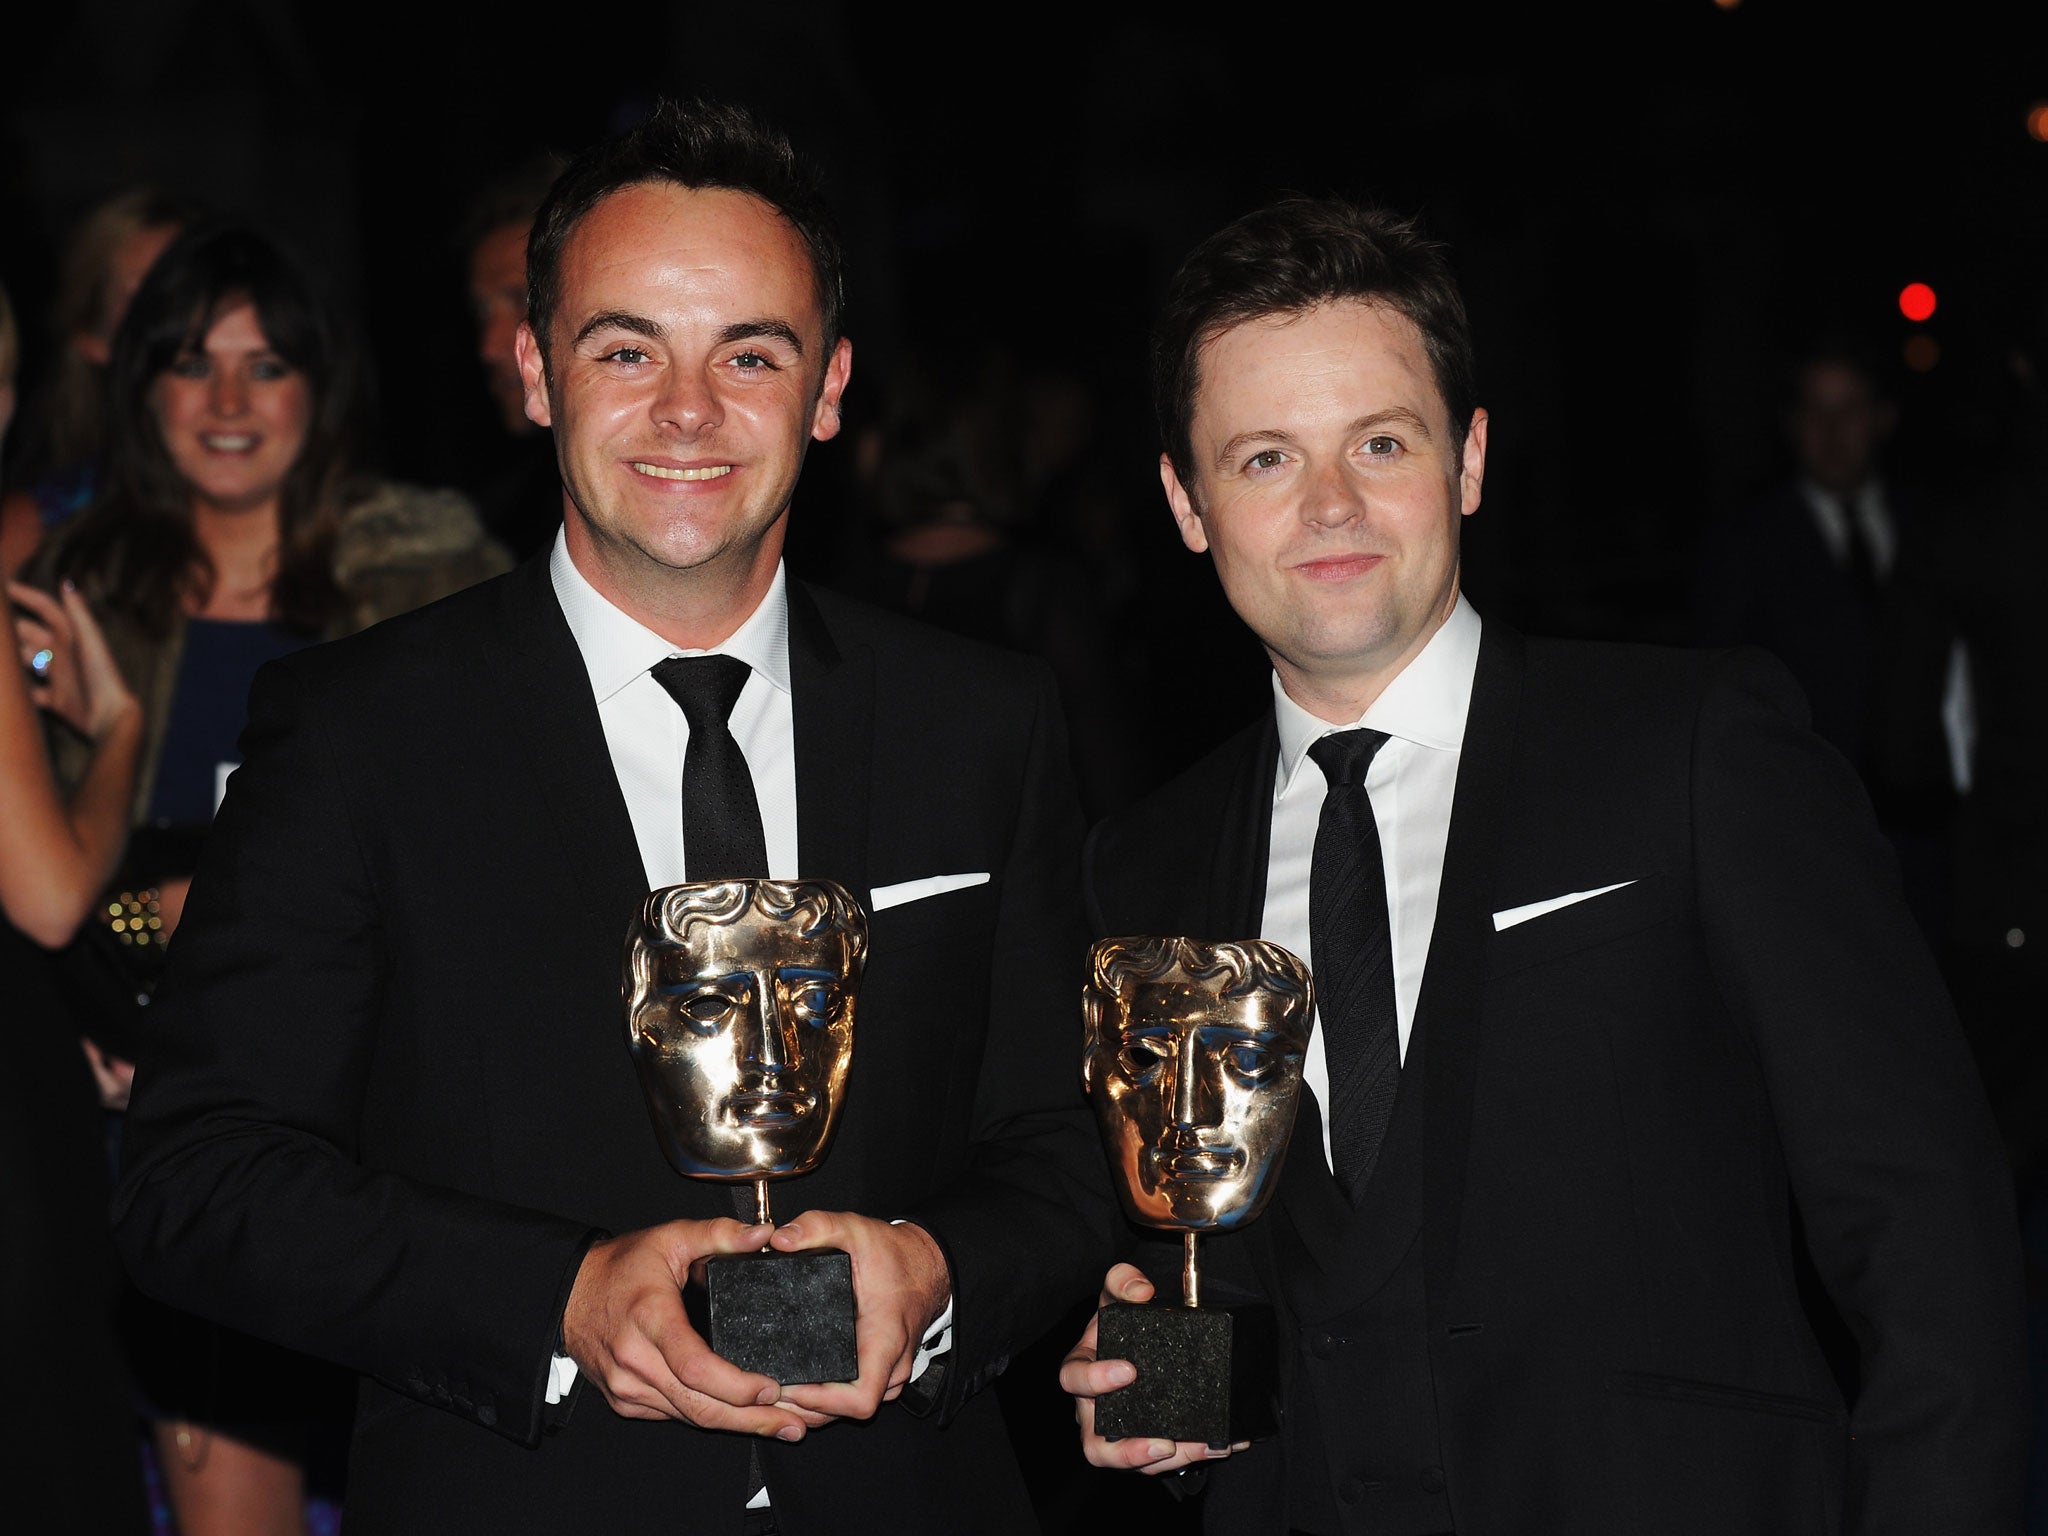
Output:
[514, 321, 553, 429]
[811, 335, 853, 442]
[1458, 407, 1488, 518]
[1161, 453, 1210, 554]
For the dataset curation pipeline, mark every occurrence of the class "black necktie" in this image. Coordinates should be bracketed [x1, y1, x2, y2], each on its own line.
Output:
[1307, 728, 1399, 1199]
[649, 655, 769, 881]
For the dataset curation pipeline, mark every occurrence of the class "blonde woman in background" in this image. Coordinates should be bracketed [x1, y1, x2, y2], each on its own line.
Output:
[0, 187, 201, 577]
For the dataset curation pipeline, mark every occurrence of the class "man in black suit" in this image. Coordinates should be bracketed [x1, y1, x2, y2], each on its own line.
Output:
[114, 101, 1114, 1535]
[1060, 198, 2026, 1534]
[1695, 343, 1918, 782]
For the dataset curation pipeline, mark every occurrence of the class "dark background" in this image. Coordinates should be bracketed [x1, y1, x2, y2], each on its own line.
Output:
[5, 2, 2045, 1527]
[7, 0, 2047, 656]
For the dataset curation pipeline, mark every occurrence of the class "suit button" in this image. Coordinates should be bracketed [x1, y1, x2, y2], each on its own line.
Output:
[1339, 1477, 1366, 1505]
[1310, 1332, 1338, 1360]
[1421, 1467, 1446, 1494]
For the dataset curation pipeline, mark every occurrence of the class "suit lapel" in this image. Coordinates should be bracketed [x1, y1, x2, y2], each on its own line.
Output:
[1207, 715, 1277, 938]
[1416, 621, 1522, 1325]
[787, 581, 873, 907]
[497, 559, 649, 944]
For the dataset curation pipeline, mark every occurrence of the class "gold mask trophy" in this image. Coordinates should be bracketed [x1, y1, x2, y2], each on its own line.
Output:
[624, 878, 868, 1384]
[1082, 934, 1314, 1446]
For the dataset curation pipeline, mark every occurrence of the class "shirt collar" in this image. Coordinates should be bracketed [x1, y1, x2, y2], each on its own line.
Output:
[1272, 592, 1482, 797]
[548, 526, 793, 704]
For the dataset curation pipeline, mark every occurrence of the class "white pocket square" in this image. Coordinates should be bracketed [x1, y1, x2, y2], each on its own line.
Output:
[869, 872, 990, 912]
[1491, 880, 1637, 932]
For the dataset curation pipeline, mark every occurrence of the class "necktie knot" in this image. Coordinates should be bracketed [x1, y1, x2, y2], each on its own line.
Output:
[651, 654, 753, 731]
[1308, 728, 1390, 790]
[648, 654, 768, 882]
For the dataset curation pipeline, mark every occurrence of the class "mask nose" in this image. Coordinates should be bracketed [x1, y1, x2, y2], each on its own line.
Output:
[740, 969, 795, 1078]
[1170, 1029, 1220, 1132]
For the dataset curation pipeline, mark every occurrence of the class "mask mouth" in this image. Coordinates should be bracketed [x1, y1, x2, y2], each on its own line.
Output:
[1151, 1144, 1246, 1182]
[728, 1089, 814, 1128]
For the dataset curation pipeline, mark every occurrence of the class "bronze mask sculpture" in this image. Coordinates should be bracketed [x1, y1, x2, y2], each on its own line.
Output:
[1082, 934, 1313, 1445]
[624, 878, 868, 1382]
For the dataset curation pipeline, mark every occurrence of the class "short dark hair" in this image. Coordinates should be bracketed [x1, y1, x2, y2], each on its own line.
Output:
[526, 98, 844, 360]
[1153, 197, 1478, 482]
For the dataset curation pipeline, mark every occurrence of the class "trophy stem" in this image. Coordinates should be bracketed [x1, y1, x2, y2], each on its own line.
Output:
[1182, 1230, 1201, 1309]
[754, 1177, 772, 1227]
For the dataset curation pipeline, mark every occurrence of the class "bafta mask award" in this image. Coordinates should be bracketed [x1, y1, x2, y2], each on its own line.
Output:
[624, 878, 868, 1384]
[1082, 934, 1314, 1445]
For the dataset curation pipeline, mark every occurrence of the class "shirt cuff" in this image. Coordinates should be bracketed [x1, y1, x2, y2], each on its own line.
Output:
[910, 1294, 954, 1382]
[545, 1352, 579, 1405]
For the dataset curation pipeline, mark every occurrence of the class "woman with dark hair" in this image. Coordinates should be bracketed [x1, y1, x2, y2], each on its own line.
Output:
[41, 221, 507, 912]
[31, 221, 507, 1536]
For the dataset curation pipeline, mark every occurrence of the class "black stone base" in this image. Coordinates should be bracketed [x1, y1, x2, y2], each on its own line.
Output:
[1093, 1301, 1278, 1447]
[693, 1248, 857, 1385]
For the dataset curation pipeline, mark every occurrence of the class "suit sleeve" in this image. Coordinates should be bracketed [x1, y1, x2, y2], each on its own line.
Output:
[113, 656, 600, 1447]
[900, 663, 1120, 1418]
[1690, 648, 2027, 1532]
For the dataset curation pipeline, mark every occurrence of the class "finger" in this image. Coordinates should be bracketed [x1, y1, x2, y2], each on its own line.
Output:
[656, 1315, 785, 1419]
[1104, 1262, 1154, 1305]
[680, 1217, 776, 1264]
[1059, 1354, 1135, 1401]
[1124, 1440, 1221, 1475]
[623, 1321, 802, 1437]
[6, 582, 65, 631]
[765, 1211, 842, 1251]
[777, 1400, 836, 1429]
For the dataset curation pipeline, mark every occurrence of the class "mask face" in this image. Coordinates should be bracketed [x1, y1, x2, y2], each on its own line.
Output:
[1082, 936, 1313, 1231]
[625, 879, 865, 1181]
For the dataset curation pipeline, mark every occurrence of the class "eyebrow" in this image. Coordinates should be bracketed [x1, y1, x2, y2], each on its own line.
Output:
[717, 318, 805, 357]
[1212, 406, 1437, 471]
[574, 310, 664, 347]
[570, 313, 807, 358]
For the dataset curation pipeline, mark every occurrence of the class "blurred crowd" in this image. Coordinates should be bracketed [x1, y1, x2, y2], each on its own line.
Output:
[2, 168, 2044, 1535]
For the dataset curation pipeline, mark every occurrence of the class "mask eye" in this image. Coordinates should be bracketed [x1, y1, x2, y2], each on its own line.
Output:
[675, 987, 742, 1035]
[1118, 1034, 1170, 1083]
[1223, 1042, 1273, 1083]
[787, 981, 835, 1025]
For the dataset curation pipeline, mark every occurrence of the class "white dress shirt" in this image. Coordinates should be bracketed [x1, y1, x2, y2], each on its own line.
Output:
[1261, 596, 1482, 1169]
[550, 533, 800, 885]
[1798, 477, 1896, 578]
[543, 531, 950, 1432]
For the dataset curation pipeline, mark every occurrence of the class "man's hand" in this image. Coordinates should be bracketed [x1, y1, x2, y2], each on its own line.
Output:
[563, 1219, 809, 1439]
[1058, 1263, 1240, 1474]
[768, 1212, 949, 1425]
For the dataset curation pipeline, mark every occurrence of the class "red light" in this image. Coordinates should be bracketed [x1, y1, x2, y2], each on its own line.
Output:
[1899, 283, 1937, 323]
[2029, 103, 2048, 143]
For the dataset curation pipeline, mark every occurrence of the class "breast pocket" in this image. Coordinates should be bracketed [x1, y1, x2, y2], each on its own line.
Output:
[1486, 875, 1682, 980]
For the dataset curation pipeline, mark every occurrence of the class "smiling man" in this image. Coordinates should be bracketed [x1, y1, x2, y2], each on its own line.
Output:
[1059, 198, 2025, 1536]
[115, 101, 1113, 1536]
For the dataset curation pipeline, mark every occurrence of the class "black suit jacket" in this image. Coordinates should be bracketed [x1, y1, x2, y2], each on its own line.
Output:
[1086, 624, 2026, 1536]
[115, 558, 1117, 1535]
